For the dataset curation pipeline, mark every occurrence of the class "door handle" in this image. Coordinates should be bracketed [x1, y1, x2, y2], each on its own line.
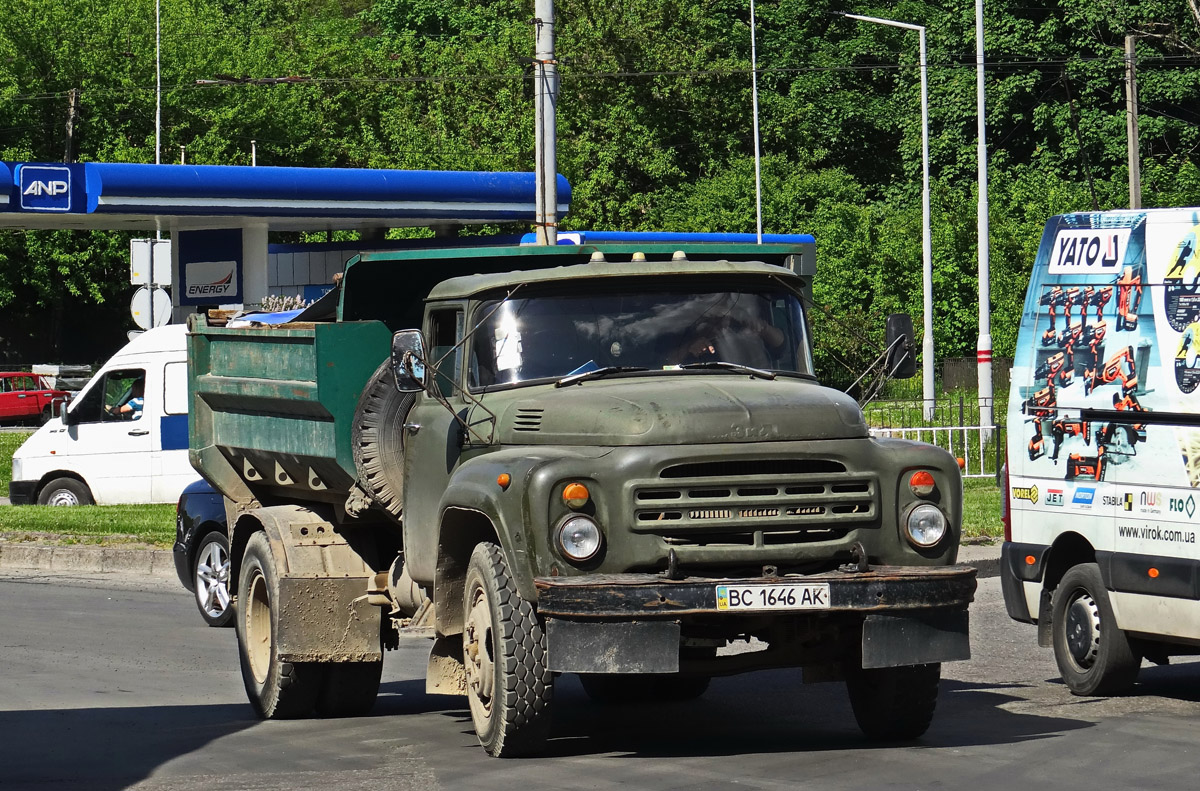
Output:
[128, 429, 150, 436]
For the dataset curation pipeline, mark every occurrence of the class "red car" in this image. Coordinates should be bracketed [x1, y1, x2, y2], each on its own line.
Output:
[0, 373, 70, 425]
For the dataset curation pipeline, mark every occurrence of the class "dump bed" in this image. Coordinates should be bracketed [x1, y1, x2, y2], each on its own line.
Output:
[187, 315, 391, 506]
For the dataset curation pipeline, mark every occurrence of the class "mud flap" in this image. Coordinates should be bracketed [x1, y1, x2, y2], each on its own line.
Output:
[276, 576, 382, 663]
[861, 609, 970, 669]
[546, 619, 681, 674]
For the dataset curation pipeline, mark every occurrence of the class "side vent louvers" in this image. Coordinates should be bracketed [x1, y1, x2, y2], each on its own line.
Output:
[512, 407, 545, 432]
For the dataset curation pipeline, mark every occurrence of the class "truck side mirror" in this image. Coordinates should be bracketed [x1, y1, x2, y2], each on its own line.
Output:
[885, 314, 918, 379]
[62, 405, 78, 426]
[391, 330, 428, 393]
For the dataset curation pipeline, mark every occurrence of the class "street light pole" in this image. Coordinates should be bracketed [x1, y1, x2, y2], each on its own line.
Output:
[975, 0, 993, 434]
[750, 0, 763, 243]
[842, 13, 935, 420]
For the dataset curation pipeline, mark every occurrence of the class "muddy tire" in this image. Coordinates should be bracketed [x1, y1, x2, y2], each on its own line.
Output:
[351, 360, 416, 519]
[846, 663, 941, 741]
[463, 542, 553, 757]
[37, 477, 92, 506]
[579, 674, 710, 703]
[315, 661, 383, 718]
[193, 531, 234, 628]
[1052, 563, 1141, 696]
[236, 531, 323, 719]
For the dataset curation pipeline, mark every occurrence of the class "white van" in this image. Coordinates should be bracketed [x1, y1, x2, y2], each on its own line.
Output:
[1002, 208, 1200, 695]
[8, 324, 193, 506]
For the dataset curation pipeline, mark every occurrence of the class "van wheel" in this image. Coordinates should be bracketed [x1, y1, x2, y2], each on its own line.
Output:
[463, 542, 553, 757]
[1051, 563, 1141, 695]
[845, 663, 941, 741]
[37, 478, 93, 506]
[236, 531, 323, 718]
[351, 361, 415, 519]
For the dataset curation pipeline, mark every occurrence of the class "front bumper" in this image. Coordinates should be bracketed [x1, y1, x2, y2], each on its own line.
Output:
[536, 564, 977, 674]
[8, 480, 36, 506]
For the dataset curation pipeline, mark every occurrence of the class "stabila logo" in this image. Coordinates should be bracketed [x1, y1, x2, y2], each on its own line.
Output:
[1011, 485, 1039, 504]
[1045, 488, 1065, 506]
[18, 165, 72, 212]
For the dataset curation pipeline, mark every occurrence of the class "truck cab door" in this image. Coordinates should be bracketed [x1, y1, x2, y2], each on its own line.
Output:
[401, 307, 466, 583]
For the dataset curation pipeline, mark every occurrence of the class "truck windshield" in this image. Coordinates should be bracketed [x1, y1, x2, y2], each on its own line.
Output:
[468, 285, 813, 388]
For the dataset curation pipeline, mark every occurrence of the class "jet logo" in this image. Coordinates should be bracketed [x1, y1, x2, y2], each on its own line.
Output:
[1045, 489, 1065, 506]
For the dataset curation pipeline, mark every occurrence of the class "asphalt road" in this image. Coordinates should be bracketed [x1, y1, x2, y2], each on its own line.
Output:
[2, 569, 1199, 791]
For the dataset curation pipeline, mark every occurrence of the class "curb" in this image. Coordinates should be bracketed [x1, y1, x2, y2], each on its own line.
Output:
[0, 543, 176, 578]
[0, 541, 1000, 580]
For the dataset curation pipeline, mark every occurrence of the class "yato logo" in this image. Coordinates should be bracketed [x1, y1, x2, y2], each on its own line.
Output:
[18, 166, 72, 212]
[1045, 488, 1065, 506]
[1011, 485, 1039, 504]
[1073, 487, 1096, 505]
[1048, 228, 1131, 273]
[1168, 495, 1197, 519]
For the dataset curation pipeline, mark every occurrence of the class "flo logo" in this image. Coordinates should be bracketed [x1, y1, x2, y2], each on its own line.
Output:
[1168, 495, 1197, 519]
[1011, 485, 1039, 503]
[1045, 488, 1065, 506]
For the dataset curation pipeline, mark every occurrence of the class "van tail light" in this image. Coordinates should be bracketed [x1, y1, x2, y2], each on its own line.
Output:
[1001, 450, 1012, 542]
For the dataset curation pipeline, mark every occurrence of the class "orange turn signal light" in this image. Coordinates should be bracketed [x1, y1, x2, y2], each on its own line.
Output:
[1149, 567, 1159, 578]
[497, 473, 511, 490]
[909, 471, 936, 497]
[563, 482, 590, 509]
[1025, 555, 1036, 566]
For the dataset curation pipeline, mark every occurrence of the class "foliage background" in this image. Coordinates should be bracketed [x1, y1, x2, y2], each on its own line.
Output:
[1, 0, 1199, 378]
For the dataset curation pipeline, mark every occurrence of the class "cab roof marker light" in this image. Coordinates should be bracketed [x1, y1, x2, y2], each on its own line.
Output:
[589, 251, 606, 263]
[631, 251, 646, 262]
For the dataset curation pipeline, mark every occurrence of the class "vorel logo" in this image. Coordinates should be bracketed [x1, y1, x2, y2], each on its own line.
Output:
[1045, 488, 1065, 506]
[184, 260, 238, 300]
[1048, 228, 1131, 273]
[1011, 485, 1039, 504]
[18, 166, 72, 212]
[1072, 486, 1095, 506]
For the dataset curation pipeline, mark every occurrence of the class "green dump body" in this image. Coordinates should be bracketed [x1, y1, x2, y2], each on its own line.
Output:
[187, 316, 392, 506]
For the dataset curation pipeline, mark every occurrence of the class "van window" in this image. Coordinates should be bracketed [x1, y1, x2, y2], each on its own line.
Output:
[164, 361, 187, 415]
[70, 369, 147, 423]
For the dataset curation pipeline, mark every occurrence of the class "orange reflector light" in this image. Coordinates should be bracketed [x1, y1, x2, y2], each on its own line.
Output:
[563, 482, 590, 509]
[909, 471, 936, 497]
[497, 473, 511, 490]
[1025, 555, 1036, 566]
[1149, 567, 1159, 578]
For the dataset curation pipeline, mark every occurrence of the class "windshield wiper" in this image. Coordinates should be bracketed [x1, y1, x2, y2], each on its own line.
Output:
[554, 366, 650, 388]
[678, 361, 777, 380]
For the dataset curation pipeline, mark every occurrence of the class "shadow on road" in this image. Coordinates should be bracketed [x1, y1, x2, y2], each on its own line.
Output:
[0, 703, 255, 791]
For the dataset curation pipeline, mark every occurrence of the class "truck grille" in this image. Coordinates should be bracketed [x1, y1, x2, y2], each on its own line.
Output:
[631, 458, 877, 547]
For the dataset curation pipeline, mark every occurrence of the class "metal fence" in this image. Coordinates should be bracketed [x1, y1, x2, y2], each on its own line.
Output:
[869, 424, 1004, 479]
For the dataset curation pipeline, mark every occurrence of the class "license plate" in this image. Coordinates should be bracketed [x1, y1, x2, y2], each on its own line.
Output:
[715, 582, 831, 612]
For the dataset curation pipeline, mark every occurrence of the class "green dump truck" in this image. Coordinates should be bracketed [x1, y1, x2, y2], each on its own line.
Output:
[188, 242, 976, 757]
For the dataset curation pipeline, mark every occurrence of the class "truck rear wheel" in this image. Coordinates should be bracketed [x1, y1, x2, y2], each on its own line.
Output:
[1051, 563, 1141, 695]
[351, 361, 415, 519]
[846, 663, 941, 741]
[236, 531, 323, 719]
[579, 673, 710, 703]
[463, 542, 553, 757]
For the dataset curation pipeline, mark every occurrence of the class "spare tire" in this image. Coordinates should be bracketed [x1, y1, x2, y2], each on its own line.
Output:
[352, 360, 416, 519]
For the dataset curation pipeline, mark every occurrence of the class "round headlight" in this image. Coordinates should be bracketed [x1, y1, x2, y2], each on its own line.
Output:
[556, 515, 603, 562]
[905, 503, 947, 548]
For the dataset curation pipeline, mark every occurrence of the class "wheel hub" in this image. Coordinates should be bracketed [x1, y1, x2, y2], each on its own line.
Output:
[245, 570, 271, 684]
[47, 490, 78, 506]
[196, 543, 231, 617]
[1064, 592, 1102, 668]
[464, 590, 494, 710]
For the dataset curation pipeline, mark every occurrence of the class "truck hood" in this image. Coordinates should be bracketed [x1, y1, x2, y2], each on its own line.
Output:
[484, 375, 868, 446]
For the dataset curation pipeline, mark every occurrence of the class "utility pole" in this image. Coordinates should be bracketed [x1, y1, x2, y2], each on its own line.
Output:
[976, 0, 994, 434]
[1125, 34, 1142, 209]
[63, 88, 79, 163]
[750, 0, 763, 243]
[533, 0, 558, 246]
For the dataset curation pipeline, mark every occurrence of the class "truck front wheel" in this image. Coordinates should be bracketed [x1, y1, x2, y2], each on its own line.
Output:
[845, 663, 941, 741]
[236, 531, 323, 718]
[462, 542, 553, 757]
[1051, 563, 1141, 695]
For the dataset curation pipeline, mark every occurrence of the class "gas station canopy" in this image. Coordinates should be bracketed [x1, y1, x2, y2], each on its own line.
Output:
[0, 161, 571, 232]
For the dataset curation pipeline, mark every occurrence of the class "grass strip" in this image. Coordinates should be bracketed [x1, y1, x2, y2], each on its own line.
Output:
[0, 504, 176, 547]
